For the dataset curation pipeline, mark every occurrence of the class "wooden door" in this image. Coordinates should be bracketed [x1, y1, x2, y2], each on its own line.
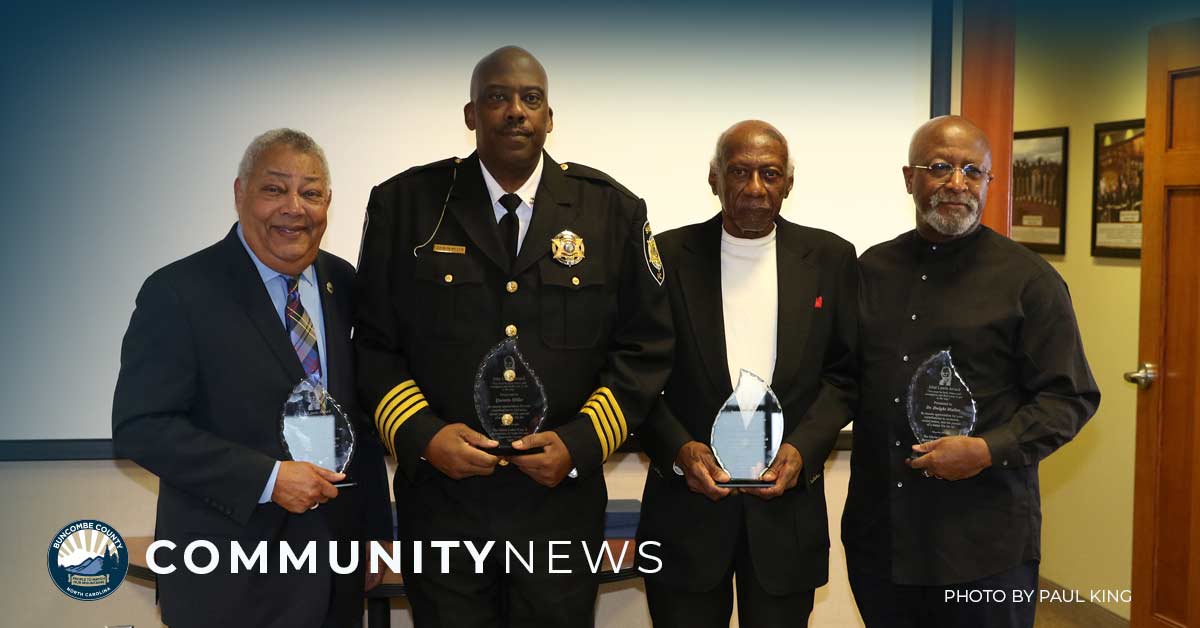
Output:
[1131, 17, 1200, 628]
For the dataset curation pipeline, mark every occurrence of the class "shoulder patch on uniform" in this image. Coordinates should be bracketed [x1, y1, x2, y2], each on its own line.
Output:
[560, 162, 639, 200]
[642, 221, 665, 285]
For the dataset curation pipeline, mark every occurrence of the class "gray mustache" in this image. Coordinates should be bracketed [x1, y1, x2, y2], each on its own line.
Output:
[930, 190, 979, 212]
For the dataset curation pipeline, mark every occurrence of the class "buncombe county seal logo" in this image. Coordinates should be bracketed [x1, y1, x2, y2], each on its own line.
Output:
[643, 221, 664, 285]
[47, 519, 129, 601]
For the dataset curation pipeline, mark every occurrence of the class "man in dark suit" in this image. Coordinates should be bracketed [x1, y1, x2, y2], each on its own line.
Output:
[112, 128, 391, 628]
[637, 120, 858, 627]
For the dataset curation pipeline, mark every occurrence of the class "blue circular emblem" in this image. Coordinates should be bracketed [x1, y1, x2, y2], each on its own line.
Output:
[46, 519, 129, 601]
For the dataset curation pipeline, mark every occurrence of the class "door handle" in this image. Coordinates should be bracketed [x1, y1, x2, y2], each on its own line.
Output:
[1123, 363, 1158, 389]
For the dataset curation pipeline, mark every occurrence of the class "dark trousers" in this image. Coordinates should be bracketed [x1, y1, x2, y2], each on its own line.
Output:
[848, 560, 1039, 628]
[645, 525, 815, 628]
[402, 540, 599, 628]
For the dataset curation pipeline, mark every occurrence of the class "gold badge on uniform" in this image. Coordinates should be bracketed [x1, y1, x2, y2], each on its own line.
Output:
[643, 221, 664, 285]
[551, 230, 585, 267]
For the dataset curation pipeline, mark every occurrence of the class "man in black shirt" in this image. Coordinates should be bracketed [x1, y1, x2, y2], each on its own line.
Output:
[843, 116, 1100, 628]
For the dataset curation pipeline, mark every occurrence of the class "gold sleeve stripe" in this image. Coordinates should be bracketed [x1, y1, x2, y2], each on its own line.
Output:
[374, 380, 426, 460]
[581, 406, 612, 461]
[592, 394, 627, 444]
[379, 397, 429, 460]
[374, 380, 418, 424]
[584, 399, 619, 450]
[380, 394, 427, 448]
[378, 386, 423, 433]
[595, 387, 628, 441]
[589, 399, 619, 454]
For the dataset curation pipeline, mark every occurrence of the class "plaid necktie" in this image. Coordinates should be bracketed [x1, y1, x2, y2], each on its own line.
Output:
[285, 276, 322, 382]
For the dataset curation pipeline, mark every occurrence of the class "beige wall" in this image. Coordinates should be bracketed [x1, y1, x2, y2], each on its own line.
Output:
[0, 453, 861, 627]
[1013, 2, 1199, 619]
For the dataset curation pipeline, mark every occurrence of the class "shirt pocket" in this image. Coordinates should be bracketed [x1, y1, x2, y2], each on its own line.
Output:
[412, 255, 487, 344]
[538, 257, 608, 349]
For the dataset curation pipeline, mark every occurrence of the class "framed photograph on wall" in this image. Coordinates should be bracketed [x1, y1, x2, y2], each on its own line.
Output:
[1012, 127, 1069, 254]
[1091, 119, 1145, 258]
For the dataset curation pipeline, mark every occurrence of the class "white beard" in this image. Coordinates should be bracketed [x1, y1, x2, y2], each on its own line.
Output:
[917, 190, 981, 237]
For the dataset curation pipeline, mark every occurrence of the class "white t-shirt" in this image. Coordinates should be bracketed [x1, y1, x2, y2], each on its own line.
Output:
[720, 226, 778, 388]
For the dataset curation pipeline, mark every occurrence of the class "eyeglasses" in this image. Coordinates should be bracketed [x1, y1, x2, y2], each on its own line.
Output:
[910, 162, 993, 183]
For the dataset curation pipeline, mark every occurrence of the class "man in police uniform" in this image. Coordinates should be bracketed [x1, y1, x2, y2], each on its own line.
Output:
[354, 46, 673, 627]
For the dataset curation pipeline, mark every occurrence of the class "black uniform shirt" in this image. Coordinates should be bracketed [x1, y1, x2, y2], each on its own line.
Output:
[843, 226, 1100, 586]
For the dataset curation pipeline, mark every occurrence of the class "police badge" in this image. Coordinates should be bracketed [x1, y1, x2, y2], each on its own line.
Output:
[551, 230, 585, 266]
[643, 221, 664, 285]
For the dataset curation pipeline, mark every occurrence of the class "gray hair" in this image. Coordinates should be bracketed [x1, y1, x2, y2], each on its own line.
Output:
[237, 128, 331, 185]
[709, 123, 796, 177]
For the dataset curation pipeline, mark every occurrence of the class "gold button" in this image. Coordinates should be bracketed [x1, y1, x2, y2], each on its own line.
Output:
[560, 163, 569, 171]
[498, 459, 509, 466]
[454, 157, 463, 164]
[571, 276, 581, 286]
[444, 274, 454, 283]
[506, 280, 518, 293]
[505, 324, 518, 337]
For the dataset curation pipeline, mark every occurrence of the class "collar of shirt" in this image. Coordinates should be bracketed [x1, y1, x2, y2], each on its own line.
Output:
[720, 224, 778, 251]
[235, 223, 327, 383]
[480, 154, 542, 255]
[480, 153, 543, 218]
[909, 224, 988, 259]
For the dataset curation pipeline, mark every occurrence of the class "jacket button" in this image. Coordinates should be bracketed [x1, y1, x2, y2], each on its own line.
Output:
[506, 281, 518, 293]
[444, 274, 454, 283]
[505, 324, 518, 337]
[571, 276, 580, 286]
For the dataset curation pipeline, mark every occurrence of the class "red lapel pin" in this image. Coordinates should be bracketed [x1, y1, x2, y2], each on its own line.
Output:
[814, 296, 823, 309]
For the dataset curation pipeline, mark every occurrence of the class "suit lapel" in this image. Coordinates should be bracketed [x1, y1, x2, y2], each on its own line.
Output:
[679, 217, 732, 394]
[314, 253, 345, 398]
[770, 219, 817, 387]
[446, 153, 510, 272]
[513, 152, 577, 277]
[221, 227, 305, 384]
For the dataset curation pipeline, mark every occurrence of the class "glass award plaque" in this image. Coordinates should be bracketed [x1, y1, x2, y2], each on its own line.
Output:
[906, 349, 977, 459]
[473, 338, 548, 456]
[710, 370, 784, 488]
[280, 378, 356, 474]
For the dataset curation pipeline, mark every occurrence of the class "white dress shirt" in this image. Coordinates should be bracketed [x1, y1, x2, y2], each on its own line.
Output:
[480, 154, 544, 254]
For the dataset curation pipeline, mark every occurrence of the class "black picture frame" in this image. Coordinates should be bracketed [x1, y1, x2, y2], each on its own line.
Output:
[1091, 119, 1145, 258]
[1012, 127, 1069, 254]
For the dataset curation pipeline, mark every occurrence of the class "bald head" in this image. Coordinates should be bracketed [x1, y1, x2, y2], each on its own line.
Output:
[712, 120, 792, 174]
[908, 115, 991, 166]
[470, 46, 548, 102]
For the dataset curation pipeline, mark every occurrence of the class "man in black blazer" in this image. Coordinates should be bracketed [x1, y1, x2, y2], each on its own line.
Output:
[637, 120, 858, 627]
[112, 129, 391, 628]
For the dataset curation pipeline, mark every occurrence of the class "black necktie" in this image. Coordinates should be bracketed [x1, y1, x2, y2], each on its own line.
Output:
[498, 193, 521, 262]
